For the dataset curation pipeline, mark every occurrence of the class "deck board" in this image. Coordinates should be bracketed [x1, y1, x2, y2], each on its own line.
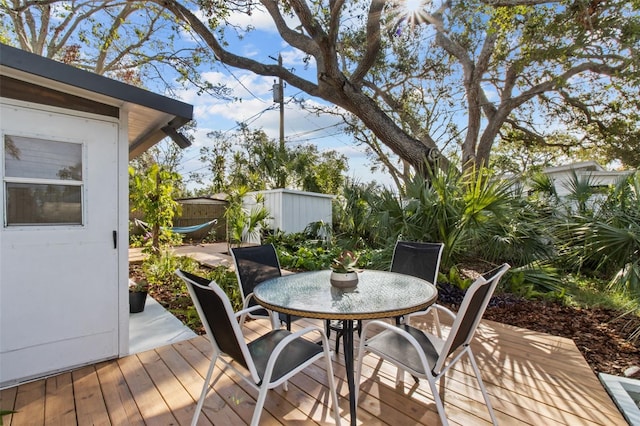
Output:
[0, 318, 627, 426]
[44, 372, 75, 425]
[94, 361, 145, 425]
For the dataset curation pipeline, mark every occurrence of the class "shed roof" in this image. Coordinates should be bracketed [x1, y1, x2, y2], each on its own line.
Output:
[543, 161, 605, 174]
[0, 44, 193, 158]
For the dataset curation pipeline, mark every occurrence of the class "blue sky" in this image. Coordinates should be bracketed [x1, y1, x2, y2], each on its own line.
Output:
[171, 7, 396, 192]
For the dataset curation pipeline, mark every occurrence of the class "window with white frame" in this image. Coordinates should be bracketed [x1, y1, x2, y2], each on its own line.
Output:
[3, 135, 84, 226]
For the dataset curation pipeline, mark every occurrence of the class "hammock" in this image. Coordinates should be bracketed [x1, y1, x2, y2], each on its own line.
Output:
[169, 219, 218, 234]
[134, 218, 218, 235]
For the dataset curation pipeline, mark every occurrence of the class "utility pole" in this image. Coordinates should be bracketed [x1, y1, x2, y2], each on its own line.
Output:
[271, 54, 285, 151]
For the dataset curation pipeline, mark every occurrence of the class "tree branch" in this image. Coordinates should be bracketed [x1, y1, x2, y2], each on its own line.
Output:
[156, 0, 320, 95]
[350, 0, 384, 85]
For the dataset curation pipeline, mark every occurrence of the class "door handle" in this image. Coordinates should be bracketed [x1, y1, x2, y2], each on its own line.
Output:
[113, 230, 117, 249]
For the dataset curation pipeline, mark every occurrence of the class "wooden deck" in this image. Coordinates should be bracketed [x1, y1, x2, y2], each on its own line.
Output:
[0, 317, 625, 425]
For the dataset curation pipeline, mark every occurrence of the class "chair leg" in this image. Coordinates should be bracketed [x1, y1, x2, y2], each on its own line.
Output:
[395, 367, 404, 386]
[191, 355, 217, 426]
[285, 313, 292, 331]
[433, 309, 442, 338]
[270, 311, 279, 330]
[251, 384, 270, 426]
[322, 336, 342, 425]
[467, 349, 498, 425]
[426, 376, 450, 426]
[326, 320, 343, 354]
[354, 337, 366, 405]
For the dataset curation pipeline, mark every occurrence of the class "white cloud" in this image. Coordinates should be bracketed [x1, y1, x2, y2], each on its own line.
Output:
[226, 4, 301, 33]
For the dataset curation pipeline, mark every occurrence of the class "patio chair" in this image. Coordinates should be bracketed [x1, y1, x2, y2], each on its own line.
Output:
[355, 263, 510, 426]
[231, 244, 299, 329]
[390, 240, 444, 324]
[175, 269, 341, 426]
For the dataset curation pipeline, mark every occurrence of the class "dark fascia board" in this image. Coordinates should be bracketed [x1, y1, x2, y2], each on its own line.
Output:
[0, 43, 193, 124]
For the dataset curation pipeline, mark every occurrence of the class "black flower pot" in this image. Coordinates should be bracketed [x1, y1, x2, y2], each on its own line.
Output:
[129, 291, 147, 313]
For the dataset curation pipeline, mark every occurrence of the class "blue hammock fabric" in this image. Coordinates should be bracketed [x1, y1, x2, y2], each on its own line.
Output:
[134, 218, 217, 235]
[169, 219, 217, 234]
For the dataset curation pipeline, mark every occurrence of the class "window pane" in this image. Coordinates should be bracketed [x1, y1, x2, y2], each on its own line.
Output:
[4, 135, 82, 180]
[5, 183, 82, 225]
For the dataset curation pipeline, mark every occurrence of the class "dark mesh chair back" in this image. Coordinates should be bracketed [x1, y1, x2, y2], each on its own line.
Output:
[438, 264, 510, 363]
[231, 244, 282, 313]
[390, 240, 444, 284]
[231, 244, 300, 328]
[176, 270, 249, 369]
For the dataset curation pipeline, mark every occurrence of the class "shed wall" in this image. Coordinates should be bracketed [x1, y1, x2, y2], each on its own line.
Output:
[246, 189, 333, 234]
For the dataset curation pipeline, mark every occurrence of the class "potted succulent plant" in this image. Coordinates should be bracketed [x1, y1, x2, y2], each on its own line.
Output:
[129, 279, 148, 313]
[330, 250, 360, 288]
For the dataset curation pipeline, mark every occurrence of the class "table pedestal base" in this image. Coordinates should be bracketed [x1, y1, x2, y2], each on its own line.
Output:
[342, 320, 357, 426]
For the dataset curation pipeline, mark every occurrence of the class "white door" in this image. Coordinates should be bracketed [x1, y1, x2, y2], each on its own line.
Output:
[0, 102, 119, 387]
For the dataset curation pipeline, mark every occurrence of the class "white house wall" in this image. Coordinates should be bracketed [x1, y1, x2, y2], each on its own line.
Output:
[0, 100, 126, 388]
[548, 170, 631, 197]
[117, 104, 130, 357]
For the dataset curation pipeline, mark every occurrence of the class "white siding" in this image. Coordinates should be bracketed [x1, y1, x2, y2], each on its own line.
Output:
[548, 170, 629, 197]
[245, 189, 333, 234]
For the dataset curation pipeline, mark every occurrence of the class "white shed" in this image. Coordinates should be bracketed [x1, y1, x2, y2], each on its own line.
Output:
[0, 44, 193, 388]
[245, 189, 334, 234]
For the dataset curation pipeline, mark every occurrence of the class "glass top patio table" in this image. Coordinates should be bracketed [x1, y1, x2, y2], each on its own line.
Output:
[253, 269, 437, 426]
[253, 269, 437, 320]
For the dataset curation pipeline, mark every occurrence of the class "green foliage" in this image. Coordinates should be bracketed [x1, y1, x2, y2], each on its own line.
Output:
[142, 250, 194, 288]
[196, 127, 347, 194]
[331, 180, 383, 250]
[277, 245, 335, 271]
[0, 410, 16, 425]
[368, 165, 554, 271]
[224, 186, 270, 248]
[128, 233, 147, 248]
[501, 264, 563, 299]
[331, 250, 360, 273]
[129, 278, 148, 292]
[200, 265, 243, 312]
[442, 266, 473, 290]
[560, 172, 640, 297]
[129, 164, 182, 252]
[562, 274, 637, 311]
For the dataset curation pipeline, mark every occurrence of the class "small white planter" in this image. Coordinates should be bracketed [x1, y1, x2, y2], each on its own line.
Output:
[330, 271, 359, 288]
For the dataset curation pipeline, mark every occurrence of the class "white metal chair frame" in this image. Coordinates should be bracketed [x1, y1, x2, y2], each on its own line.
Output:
[355, 264, 510, 426]
[176, 270, 341, 426]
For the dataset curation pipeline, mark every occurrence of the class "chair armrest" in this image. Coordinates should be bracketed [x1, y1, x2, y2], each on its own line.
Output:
[406, 303, 456, 321]
[361, 319, 407, 338]
[285, 325, 327, 343]
[235, 304, 270, 319]
[236, 303, 280, 329]
[242, 292, 255, 309]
